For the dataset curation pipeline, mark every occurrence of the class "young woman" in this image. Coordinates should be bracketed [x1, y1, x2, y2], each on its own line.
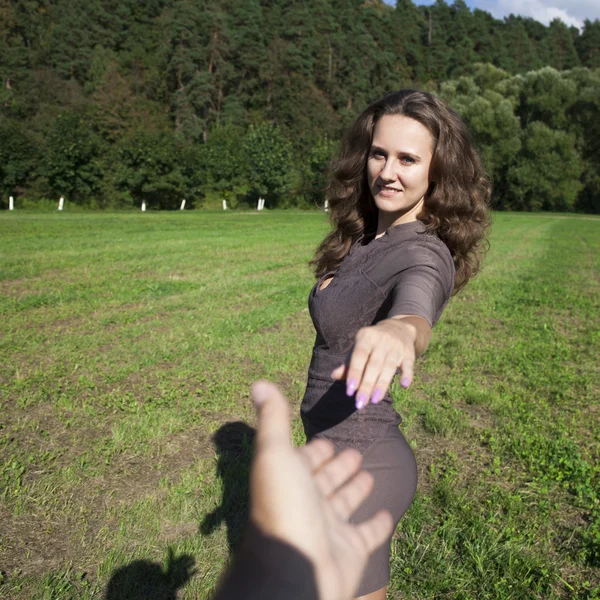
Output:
[301, 90, 491, 600]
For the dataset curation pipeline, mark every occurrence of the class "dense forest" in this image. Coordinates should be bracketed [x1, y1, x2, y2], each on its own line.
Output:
[1, 0, 599, 212]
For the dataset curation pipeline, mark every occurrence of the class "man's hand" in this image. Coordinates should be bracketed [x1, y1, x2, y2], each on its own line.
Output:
[250, 381, 393, 600]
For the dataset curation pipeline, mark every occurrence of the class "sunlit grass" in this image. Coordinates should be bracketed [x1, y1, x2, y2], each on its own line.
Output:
[0, 210, 598, 598]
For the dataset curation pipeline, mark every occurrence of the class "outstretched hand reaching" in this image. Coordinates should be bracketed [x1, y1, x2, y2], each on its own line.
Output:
[250, 381, 393, 600]
[215, 381, 394, 600]
[331, 315, 432, 410]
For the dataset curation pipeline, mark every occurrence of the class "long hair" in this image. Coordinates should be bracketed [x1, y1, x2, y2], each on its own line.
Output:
[311, 90, 491, 293]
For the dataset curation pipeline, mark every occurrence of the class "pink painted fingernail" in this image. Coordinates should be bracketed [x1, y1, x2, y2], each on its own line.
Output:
[401, 377, 411, 388]
[355, 392, 368, 410]
[346, 378, 358, 396]
[371, 389, 383, 404]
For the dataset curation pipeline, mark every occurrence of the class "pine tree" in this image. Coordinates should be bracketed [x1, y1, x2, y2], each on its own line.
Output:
[360, 1, 406, 97]
[502, 17, 543, 73]
[422, 0, 454, 81]
[447, 0, 476, 76]
[162, 0, 232, 141]
[576, 20, 600, 68]
[391, 0, 426, 82]
[542, 19, 580, 70]
[470, 9, 500, 67]
[224, 0, 268, 110]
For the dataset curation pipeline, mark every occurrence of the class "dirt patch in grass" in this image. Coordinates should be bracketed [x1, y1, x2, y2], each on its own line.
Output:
[0, 505, 78, 577]
[0, 267, 96, 299]
[1, 425, 214, 579]
[2, 402, 112, 473]
[403, 414, 494, 499]
[462, 402, 495, 430]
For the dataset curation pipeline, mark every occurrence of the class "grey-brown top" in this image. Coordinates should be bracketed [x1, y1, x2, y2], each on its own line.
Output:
[301, 220, 455, 454]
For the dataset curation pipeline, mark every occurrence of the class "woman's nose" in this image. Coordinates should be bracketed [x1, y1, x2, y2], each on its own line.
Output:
[379, 159, 396, 181]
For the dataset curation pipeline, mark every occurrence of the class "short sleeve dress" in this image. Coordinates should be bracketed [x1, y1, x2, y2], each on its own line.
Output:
[300, 219, 455, 595]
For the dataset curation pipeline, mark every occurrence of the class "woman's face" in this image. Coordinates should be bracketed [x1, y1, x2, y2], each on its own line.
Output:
[366, 114, 434, 228]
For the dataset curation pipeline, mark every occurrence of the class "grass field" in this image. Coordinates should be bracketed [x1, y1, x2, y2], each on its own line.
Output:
[0, 210, 599, 599]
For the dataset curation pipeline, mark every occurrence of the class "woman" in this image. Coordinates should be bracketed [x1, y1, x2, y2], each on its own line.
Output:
[301, 90, 490, 600]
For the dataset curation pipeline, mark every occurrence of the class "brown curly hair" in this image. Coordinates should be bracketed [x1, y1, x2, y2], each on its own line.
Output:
[311, 90, 491, 293]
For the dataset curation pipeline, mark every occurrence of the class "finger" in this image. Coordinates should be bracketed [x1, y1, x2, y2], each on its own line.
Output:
[354, 346, 389, 409]
[345, 333, 373, 397]
[399, 350, 416, 389]
[328, 470, 374, 519]
[370, 360, 399, 405]
[354, 509, 395, 554]
[251, 381, 291, 452]
[313, 448, 363, 498]
[330, 364, 347, 380]
[298, 439, 335, 472]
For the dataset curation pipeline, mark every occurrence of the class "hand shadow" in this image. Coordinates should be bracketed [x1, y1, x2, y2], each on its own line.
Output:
[200, 421, 256, 552]
[104, 546, 195, 600]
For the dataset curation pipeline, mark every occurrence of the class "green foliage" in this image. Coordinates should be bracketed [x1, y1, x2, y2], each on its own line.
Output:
[299, 136, 338, 207]
[441, 74, 521, 182]
[443, 65, 599, 212]
[577, 20, 600, 68]
[113, 130, 188, 209]
[507, 121, 583, 211]
[543, 19, 581, 70]
[0, 117, 38, 202]
[43, 112, 104, 204]
[0, 0, 599, 211]
[242, 123, 294, 204]
[566, 68, 600, 213]
[518, 66, 578, 129]
[201, 124, 248, 202]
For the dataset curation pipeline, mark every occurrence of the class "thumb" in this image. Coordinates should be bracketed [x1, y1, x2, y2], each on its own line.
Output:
[330, 364, 348, 380]
[251, 381, 292, 452]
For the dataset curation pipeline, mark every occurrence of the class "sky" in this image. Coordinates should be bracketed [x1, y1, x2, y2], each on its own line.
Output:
[383, 0, 600, 29]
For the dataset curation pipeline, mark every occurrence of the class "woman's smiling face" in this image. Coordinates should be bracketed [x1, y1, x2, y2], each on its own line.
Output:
[366, 114, 434, 229]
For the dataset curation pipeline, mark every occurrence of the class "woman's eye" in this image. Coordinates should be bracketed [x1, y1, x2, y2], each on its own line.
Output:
[400, 155, 415, 164]
[370, 149, 385, 159]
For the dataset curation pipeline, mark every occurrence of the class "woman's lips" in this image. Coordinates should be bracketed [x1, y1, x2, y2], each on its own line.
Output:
[377, 186, 402, 198]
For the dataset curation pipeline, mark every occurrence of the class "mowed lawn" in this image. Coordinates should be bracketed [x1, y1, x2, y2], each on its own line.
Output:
[0, 211, 598, 599]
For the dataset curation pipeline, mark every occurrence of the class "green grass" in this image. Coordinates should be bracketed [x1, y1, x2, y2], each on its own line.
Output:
[0, 210, 598, 599]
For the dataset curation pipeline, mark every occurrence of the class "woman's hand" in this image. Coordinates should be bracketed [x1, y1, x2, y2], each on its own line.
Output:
[331, 316, 431, 409]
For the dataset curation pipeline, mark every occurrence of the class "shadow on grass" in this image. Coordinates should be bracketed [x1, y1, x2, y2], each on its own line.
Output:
[200, 421, 256, 552]
[104, 547, 195, 600]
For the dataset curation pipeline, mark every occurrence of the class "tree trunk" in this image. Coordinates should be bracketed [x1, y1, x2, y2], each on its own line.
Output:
[208, 29, 218, 73]
[177, 62, 184, 90]
[428, 11, 433, 46]
[217, 81, 222, 122]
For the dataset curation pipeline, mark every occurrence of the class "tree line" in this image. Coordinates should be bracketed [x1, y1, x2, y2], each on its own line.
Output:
[0, 0, 599, 212]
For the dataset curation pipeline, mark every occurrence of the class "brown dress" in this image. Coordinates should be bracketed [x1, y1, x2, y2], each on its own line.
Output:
[301, 220, 455, 595]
